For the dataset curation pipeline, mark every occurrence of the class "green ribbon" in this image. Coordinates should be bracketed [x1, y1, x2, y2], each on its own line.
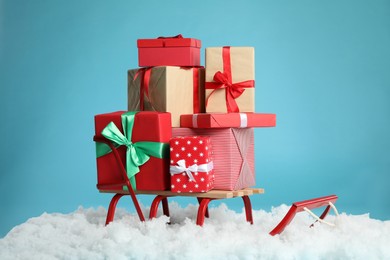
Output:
[95, 111, 168, 190]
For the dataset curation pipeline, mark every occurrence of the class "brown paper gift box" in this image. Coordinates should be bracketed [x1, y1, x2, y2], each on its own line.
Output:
[205, 47, 255, 113]
[128, 66, 205, 127]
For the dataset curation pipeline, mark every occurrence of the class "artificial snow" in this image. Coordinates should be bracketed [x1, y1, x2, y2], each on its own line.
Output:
[0, 202, 389, 259]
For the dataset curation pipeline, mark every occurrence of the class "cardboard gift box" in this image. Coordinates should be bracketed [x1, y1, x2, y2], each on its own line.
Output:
[169, 136, 214, 193]
[137, 35, 201, 67]
[205, 46, 255, 113]
[172, 128, 254, 190]
[128, 66, 205, 127]
[94, 111, 171, 191]
[180, 113, 276, 128]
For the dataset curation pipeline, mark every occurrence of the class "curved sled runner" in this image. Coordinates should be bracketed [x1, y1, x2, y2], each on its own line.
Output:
[269, 194, 339, 236]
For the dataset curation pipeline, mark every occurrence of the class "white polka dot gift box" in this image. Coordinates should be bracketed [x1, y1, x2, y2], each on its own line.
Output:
[169, 136, 214, 193]
[172, 127, 254, 191]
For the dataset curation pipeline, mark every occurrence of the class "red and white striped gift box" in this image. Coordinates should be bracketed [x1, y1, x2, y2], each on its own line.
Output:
[172, 128, 254, 190]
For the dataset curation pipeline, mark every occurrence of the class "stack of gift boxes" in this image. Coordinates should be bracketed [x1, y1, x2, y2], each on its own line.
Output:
[94, 35, 276, 193]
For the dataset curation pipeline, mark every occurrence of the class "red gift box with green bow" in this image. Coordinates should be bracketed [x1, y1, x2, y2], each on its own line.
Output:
[94, 111, 171, 191]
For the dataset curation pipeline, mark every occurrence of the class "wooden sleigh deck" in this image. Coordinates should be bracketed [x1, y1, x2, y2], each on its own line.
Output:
[95, 135, 339, 235]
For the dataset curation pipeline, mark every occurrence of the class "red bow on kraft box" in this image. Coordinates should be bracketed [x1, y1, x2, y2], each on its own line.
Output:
[205, 46, 255, 113]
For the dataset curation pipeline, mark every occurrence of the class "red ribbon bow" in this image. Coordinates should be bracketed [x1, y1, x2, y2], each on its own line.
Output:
[206, 47, 254, 113]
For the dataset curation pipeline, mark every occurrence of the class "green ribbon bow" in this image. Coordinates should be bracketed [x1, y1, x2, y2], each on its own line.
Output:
[95, 111, 168, 190]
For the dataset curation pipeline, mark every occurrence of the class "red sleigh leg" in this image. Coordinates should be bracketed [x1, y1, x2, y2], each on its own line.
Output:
[105, 193, 124, 225]
[149, 195, 170, 219]
[242, 195, 254, 224]
[197, 198, 210, 218]
[196, 198, 214, 226]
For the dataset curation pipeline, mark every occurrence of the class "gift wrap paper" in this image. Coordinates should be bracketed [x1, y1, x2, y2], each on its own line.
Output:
[205, 47, 255, 113]
[180, 112, 276, 128]
[172, 127, 255, 190]
[94, 111, 171, 191]
[169, 136, 214, 193]
[128, 66, 205, 127]
[137, 36, 201, 67]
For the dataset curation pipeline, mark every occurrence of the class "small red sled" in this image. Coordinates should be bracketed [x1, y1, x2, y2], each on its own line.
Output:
[94, 136, 339, 235]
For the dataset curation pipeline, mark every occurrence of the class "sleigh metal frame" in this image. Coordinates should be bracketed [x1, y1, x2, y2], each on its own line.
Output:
[94, 135, 339, 235]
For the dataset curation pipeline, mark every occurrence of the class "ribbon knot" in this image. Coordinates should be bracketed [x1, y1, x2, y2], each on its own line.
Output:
[213, 71, 246, 99]
[178, 159, 197, 182]
[123, 139, 133, 148]
[170, 159, 214, 182]
[213, 71, 231, 87]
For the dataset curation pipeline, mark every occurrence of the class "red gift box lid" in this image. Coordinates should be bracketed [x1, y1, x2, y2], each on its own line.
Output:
[137, 36, 201, 48]
[180, 112, 276, 128]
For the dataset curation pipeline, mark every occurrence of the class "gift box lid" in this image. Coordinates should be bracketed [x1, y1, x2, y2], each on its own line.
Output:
[180, 112, 276, 128]
[94, 111, 172, 140]
[137, 35, 201, 48]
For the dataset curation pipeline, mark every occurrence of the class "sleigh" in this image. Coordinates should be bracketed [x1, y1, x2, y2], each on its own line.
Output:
[94, 135, 339, 235]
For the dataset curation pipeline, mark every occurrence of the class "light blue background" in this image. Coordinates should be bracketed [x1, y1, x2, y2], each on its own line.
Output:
[1, 0, 389, 237]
